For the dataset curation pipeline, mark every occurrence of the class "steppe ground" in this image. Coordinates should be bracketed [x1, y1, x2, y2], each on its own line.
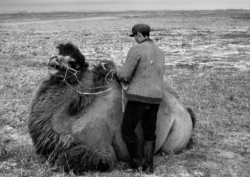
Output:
[0, 10, 250, 177]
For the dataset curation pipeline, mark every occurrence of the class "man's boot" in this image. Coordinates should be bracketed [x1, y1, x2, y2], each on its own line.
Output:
[142, 141, 155, 174]
[126, 141, 142, 170]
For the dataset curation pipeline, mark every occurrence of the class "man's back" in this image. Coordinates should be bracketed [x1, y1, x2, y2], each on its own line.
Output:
[118, 38, 165, 104]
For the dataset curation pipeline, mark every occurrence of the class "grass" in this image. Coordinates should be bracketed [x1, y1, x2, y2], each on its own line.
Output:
[1, 56, 249, 176]
[1, 10, 250, 177]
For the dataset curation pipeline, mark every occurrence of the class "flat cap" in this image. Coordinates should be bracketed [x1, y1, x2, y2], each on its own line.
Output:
[129, 24, 151, 37]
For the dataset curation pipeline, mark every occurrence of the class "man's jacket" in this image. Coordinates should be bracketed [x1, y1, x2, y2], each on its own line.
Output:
[117, 38, 165, 104]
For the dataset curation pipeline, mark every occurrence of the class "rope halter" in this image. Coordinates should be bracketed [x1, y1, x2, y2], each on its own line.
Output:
[48, 56, 117, 95]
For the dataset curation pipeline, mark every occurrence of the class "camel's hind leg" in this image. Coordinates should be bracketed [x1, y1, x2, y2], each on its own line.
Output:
[160, 107, 194, 154]
[55, 144, 116, 174]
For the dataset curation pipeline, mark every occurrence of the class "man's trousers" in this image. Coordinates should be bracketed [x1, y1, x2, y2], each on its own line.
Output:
[121, 101, 160, 143]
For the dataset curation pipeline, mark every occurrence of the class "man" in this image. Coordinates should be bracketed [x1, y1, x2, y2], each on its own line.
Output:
[116, 24, 165, 174]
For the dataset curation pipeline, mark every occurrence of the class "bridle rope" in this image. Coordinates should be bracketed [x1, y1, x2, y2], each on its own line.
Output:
[60, 62, 117, 95]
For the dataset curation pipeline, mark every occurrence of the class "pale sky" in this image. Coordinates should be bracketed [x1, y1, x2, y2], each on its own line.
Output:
[0, 0, 250, 12]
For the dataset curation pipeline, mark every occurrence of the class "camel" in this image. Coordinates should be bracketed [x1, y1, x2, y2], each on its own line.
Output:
[28, 42, 195, 174]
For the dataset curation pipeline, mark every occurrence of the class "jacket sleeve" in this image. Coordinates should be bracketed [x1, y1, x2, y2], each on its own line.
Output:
[117, 46, 140, 82]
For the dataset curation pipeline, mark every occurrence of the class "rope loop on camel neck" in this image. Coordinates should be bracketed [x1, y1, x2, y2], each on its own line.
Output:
[62, 62, 119, 95]
[63, 81, 115, 95]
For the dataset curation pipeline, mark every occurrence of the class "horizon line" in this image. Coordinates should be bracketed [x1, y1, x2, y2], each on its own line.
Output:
[1, 8, 250, 14]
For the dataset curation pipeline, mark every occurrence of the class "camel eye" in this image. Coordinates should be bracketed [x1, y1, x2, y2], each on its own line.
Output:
[69, 61, 79, 70]
[75, 65, 80, 69]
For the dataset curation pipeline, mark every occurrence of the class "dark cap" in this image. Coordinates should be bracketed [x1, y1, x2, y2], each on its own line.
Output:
[129, 24, 151, 37]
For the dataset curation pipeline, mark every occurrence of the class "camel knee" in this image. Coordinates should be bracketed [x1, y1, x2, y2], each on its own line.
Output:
[55, 145, 116, 174]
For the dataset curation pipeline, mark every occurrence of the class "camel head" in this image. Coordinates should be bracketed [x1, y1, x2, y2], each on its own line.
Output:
[48, 43, 89, 84]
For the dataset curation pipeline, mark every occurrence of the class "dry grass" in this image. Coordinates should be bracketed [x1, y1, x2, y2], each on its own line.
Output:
[0, 10, 250, 177]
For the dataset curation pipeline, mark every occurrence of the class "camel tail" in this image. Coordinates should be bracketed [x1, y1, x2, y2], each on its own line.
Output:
[186, 107, 196, 149]
[186, 107, 196, 129]
[55, 145, 116, 174]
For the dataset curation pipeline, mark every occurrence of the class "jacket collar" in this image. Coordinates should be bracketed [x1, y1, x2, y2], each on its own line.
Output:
[141, 38, 153, 43]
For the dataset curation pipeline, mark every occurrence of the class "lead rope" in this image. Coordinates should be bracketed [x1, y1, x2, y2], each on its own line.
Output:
[61, 62, 114, 91]
[60, 61, 118, 95]
[63, 81, 115, 95]
[121, 83, 129, 112]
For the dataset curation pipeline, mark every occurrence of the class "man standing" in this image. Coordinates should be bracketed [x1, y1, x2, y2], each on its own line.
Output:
[116, 24, 165, 174]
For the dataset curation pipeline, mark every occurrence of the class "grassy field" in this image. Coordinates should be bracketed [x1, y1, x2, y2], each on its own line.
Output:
[0, 10, 250, 177]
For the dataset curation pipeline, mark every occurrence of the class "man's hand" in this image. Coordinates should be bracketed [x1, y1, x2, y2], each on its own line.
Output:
[113, 72, 121, 85]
